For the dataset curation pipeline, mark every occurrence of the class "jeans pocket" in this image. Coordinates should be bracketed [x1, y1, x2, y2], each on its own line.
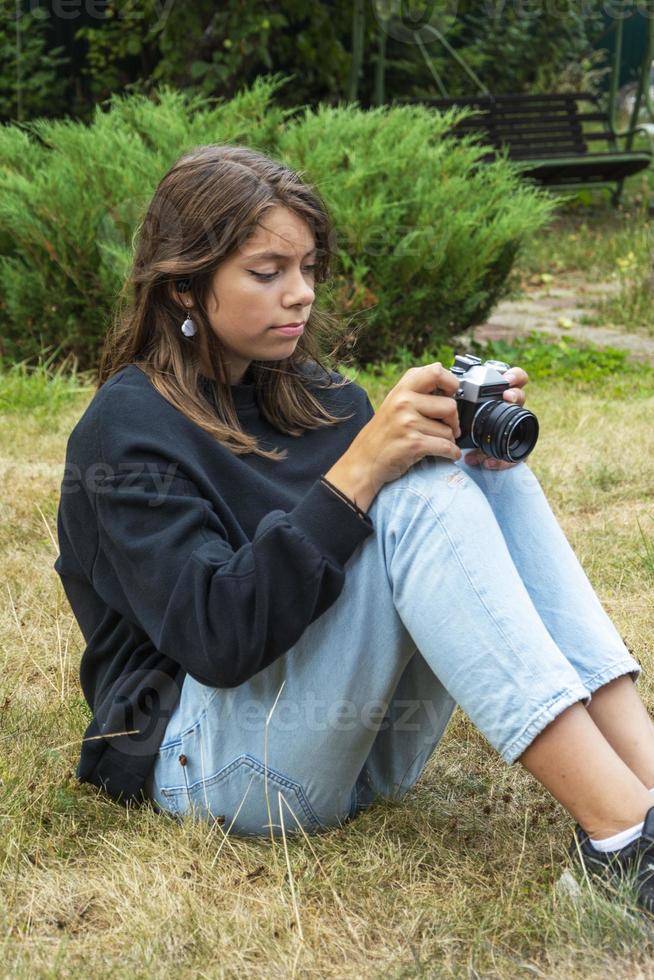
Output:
[161, 752, 323, 837]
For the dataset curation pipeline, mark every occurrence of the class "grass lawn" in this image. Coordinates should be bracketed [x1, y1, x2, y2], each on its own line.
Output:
[2, 179, 654, 976]
[509, 160, 654, 339]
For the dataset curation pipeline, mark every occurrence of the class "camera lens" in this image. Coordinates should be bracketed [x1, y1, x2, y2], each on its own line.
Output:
[470, 400, 539, 462]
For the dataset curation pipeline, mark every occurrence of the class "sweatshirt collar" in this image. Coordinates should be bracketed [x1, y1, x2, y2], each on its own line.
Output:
[199, 372, 258, 412]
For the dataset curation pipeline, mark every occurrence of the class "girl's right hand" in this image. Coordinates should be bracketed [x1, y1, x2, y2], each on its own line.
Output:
[324, 363, 463, 512]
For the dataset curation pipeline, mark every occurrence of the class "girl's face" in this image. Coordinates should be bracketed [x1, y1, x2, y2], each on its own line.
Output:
[200, 205, 317, 385]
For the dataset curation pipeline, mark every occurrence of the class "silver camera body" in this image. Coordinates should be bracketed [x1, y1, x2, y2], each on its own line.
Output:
[450, 353, 539, 462]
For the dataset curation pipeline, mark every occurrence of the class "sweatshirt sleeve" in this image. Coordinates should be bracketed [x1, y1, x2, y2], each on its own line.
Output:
[92, 465, 374, 689]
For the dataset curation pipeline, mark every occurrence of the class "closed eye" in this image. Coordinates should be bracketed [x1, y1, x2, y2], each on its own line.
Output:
[249, 265, 317, 282]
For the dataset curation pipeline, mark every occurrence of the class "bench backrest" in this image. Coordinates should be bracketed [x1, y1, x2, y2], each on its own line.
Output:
[404, 92, 614, 160]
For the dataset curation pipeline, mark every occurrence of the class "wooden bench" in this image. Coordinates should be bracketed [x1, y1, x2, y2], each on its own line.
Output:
[398, 92, 652, 205]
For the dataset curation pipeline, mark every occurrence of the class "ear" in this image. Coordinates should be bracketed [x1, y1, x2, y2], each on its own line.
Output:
[169, 280, 192, 307]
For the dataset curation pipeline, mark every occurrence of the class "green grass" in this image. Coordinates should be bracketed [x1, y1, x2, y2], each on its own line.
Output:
[342, 334, 654, 407]
[0, 350, 94, 420]
[638, 516, 654, 579]
[511, 157, 654, 337]
[1, 347, 654, 976]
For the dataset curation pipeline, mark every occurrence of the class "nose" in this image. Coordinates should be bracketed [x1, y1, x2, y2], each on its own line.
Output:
[282, 266, 315, 311]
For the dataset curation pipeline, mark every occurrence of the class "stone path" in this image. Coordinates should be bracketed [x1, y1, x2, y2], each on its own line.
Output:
[454, 274, 654, 366]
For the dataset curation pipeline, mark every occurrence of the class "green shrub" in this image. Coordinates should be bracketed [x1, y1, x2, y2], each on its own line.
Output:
[0, 1, 607, 125]
[0, 76, 292, 370]
[278, 102, 553, 364]
[0, 75, 553, 371]
[0, 5, 69, 123]
[73, 0, 352, 116]
[448, 2, 607, 98]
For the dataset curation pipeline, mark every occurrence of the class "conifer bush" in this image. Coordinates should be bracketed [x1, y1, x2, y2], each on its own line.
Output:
[278, 103, 553, 364]
[0, 77, 292, 371]
[0, 74, 552, 371]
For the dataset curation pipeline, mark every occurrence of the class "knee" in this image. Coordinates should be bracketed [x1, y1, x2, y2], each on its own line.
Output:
[372, 456, 464, 505]
[461, 456, 544, 503]
[371, 455, 488, 530]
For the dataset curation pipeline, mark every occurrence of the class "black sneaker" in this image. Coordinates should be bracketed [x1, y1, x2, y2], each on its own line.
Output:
[570, 804, 654, 914]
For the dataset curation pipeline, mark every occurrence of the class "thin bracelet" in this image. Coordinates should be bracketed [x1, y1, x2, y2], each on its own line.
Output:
[320, 476, 368, 520]
[320, 476, 369, 522]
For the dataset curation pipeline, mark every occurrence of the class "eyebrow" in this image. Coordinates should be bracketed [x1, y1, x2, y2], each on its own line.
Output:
[244, 247, 317, 262]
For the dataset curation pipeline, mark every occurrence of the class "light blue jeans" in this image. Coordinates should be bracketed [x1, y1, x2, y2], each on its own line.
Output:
[143, 452, 640, 836]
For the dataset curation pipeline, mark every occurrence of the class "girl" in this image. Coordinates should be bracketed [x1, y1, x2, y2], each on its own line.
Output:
[55, 144, 654, 912]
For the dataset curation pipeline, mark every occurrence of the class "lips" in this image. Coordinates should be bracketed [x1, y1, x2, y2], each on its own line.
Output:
[272, 322, 304, 329]
[270, 322, 305, 337]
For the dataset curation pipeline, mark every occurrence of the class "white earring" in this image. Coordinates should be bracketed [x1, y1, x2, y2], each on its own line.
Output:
[181, 309, 196, 338]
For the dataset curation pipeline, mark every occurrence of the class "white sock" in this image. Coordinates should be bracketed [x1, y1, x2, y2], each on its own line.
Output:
[590, 821, 643, 853]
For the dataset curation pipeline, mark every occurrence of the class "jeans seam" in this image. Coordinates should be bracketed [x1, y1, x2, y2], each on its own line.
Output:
[159, 703, 211, 751]
[582, 659, 641, 696]
[159, 735, 182, 751]
[162, 753, 321, 831]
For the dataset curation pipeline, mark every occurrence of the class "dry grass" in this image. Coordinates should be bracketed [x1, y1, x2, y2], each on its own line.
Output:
[1, 369, 654, 978]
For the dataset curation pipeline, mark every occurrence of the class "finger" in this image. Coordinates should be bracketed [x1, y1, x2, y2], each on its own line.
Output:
[402, 362, 461, 397]
[413, 392, 461, 431]
[481, 459, 518, 470]
[503, 366, 529, 388]
[422, 436, 462, 462]
[464, 451, 517, 470]
[415, 419, 459, 443]
[503, 387, 526, 406]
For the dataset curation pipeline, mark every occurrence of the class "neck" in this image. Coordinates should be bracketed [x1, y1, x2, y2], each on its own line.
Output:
[231, 365, 254, 386]
[198, 353, 253, 386]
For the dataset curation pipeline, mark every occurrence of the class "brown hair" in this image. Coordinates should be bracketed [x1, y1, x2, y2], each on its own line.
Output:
[97, 144, 358, 461]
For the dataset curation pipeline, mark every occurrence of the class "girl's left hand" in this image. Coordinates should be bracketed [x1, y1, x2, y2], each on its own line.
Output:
[463, 366, 530, 470]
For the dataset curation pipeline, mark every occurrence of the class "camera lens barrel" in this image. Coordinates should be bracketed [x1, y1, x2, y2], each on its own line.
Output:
[471, 400, 539, 462]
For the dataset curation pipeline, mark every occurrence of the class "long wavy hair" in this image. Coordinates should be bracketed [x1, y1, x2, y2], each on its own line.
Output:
[97, 144, 359, 461]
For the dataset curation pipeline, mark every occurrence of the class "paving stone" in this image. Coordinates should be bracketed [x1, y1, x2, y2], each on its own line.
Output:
[454, 275, 654, 366]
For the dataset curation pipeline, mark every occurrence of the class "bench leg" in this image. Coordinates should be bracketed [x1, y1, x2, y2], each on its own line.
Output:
[611, 179, 625, 207]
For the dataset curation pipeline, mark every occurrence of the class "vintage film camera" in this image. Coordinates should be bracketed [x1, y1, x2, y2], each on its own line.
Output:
[449, 353, 539, 462]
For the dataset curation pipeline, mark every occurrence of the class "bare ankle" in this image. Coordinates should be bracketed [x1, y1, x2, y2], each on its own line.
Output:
[585, 809, 650, 840]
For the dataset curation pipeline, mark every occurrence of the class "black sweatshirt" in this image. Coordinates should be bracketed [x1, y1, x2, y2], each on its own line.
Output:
[54, 362, 376, 805]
